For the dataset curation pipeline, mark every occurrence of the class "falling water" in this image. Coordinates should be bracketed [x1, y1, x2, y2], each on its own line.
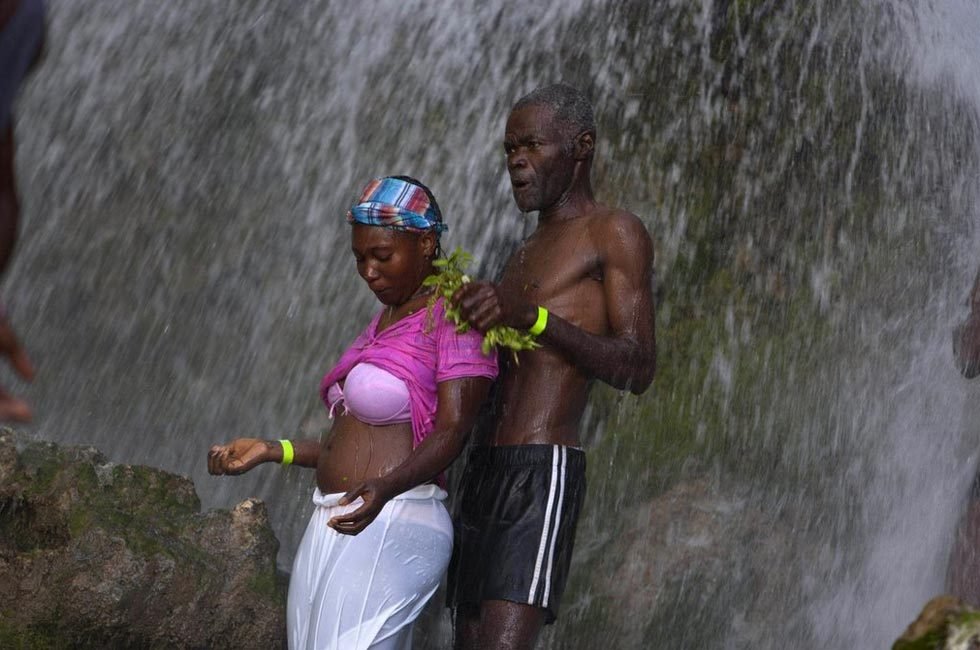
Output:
[8, 0, 980, 647]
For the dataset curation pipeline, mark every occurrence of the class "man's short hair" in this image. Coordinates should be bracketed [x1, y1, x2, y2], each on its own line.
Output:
[512, 83, 596, 137]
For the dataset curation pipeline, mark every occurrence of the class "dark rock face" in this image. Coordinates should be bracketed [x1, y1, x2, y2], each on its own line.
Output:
[0, 429, 285, 649]
[948, 496, 980, 607]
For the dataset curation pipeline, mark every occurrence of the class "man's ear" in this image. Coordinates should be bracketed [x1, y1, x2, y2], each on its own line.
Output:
[573, 130, 595, 161]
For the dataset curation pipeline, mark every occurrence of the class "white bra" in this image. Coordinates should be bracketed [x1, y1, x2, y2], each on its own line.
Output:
[325, 362, 412, 425]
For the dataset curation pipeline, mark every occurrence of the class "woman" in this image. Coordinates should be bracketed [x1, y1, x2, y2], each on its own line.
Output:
[208, 176, 497, 650]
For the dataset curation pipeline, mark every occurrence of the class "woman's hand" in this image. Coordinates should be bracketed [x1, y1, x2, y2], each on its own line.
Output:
[327, 478, 398, 535]
[207, 438, 277, 476]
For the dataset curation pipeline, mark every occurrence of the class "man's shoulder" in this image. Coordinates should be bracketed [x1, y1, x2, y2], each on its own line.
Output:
[587, 206, 653, 253]
[588, 205, 649, 232]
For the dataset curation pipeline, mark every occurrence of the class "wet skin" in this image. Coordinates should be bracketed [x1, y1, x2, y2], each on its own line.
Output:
[457, 104, 656, 448]
[0, 1, 43, 423]
[208, 222, 491, 534]
[316, 224, 438, 493]
[451, 103, 656, 649]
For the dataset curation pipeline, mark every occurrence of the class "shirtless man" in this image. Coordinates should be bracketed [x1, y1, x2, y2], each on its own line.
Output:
[0, 0, 44, 422]
[446, 84, 656, 648]
[330, 84, 655, 648]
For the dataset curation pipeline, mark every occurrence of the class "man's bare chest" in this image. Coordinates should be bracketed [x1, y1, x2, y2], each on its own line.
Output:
[499, 231, 603, 301]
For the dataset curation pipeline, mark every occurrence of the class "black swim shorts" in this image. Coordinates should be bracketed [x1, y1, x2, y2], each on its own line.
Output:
[447, 444, 586, 624]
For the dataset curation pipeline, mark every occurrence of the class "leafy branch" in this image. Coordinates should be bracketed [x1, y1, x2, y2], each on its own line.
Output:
[424, 248, 540, 360]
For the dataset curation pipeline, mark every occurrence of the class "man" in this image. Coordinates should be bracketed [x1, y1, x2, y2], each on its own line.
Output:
[0, 0, 44, 422]
[445, 83, 656, 648]
[330, 84, 655, 648]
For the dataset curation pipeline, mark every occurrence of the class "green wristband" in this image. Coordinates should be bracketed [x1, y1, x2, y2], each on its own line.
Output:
[529, 306, 549, 336]
[279, 439, 294, 466]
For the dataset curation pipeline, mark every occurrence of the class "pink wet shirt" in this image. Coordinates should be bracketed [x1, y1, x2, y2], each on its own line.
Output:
[319, 298, 498, 448]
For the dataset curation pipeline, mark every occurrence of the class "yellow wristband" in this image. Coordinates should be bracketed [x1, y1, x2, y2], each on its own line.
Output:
[529, 306, 549, 336]
[279, 439, 294, 466]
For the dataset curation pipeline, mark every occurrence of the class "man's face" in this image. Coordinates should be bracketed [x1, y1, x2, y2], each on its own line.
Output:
[503, 104, 576, 213]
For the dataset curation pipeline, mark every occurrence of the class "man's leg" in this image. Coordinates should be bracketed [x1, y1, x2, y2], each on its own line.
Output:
[452, 446, 585, 649]
[471, 600, 547, 650]
[453, 603, 481, 650]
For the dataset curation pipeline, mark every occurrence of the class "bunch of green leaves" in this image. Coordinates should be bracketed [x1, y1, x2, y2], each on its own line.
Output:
[424, 247, 540, 359]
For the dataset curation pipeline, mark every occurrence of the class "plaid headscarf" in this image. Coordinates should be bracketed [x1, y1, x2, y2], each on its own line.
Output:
[347, 177, 447, 235]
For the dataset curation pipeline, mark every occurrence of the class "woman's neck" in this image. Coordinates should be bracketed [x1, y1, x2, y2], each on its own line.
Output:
[378, 284, 434, 332]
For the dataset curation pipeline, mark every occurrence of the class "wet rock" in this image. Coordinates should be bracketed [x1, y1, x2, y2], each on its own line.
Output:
[0, 429, 285, 648]
[893, 596, 980, 650]
[948, 498, 980, 606]
[586, 478, 795, 649]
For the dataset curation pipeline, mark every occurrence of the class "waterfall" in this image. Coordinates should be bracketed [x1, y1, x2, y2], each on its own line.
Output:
[9, 0, 980, 646]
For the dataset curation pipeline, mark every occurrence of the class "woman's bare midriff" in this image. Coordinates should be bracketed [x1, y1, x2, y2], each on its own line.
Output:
[316, 412, 415, 494]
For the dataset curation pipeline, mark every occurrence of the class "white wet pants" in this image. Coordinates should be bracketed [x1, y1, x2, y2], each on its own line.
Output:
[287, 484, 453, 650]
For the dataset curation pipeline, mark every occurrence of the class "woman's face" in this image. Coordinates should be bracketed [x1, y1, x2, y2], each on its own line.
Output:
[350, 224, 436, 306]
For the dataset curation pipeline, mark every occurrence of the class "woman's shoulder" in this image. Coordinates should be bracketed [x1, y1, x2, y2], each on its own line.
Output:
[427, 296, 465, 336]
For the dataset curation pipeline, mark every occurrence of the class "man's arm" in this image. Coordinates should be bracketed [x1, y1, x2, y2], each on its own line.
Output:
[536, 213, 655, 393]
[955, 269, 980, 378]
[327, 376, 492, 535]
[455, 212, 656, 394]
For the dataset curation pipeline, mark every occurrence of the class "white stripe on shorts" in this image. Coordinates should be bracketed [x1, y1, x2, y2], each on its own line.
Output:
[542, 446, 567, 607]
[528, 445, 561, 604]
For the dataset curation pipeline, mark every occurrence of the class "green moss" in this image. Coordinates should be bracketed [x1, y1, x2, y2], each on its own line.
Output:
[67, 507, 92, 537]
[246, 570, 286, 605]
[890, 601, 980, 648]
[0, 617, 72, 650]
[71, 464, 99, 492]
[18, 447, 64, 496]
[892, 630, 946, 650]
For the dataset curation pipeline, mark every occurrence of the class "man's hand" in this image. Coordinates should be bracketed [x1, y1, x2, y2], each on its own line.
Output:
[207, 438, 275, 475]
[328, 478, 398, 536]
[0, 313, 33, 422]
[453, 281, 536, 333]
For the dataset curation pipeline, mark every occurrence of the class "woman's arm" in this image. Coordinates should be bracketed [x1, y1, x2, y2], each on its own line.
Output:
[207, 437, 320, 475]
[327, 376, 492, 535]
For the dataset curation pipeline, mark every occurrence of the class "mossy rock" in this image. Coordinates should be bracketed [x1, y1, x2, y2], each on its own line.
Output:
[0, 429, 286, 649]
[894, 596, 980, 650]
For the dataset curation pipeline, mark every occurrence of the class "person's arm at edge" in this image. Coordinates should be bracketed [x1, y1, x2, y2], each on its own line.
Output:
[0, 126, 20, 276]
[327, 376, 492, 535]
[0, 125, 35, 422]
[0, 1, 22, 35]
